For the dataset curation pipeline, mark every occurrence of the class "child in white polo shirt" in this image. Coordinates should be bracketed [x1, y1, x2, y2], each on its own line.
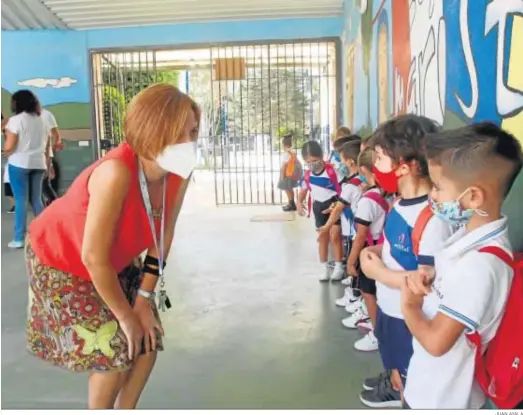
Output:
[402, 122, 523, 409]
[358, 115, 454, 408]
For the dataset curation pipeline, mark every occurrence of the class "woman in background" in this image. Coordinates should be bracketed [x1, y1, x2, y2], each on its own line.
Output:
[3, 90, 50, 248]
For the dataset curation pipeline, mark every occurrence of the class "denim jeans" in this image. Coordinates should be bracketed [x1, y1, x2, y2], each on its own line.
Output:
[8, 164, 45, 242]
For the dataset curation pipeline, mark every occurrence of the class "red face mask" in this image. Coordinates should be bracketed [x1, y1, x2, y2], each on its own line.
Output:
[373, 166, 399, 194]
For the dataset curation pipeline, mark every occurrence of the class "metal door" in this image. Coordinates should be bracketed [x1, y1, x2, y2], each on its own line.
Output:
[209, 41, 339, 205]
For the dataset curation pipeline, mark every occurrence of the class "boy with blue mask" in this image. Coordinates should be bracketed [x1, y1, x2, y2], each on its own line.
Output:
[402, 123, 523, 409]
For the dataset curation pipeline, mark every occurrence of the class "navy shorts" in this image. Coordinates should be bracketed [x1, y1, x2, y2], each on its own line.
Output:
[374, 307, 413, 386]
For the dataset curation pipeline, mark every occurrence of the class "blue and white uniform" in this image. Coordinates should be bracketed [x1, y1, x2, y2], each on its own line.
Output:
[375, 195, 454, 384]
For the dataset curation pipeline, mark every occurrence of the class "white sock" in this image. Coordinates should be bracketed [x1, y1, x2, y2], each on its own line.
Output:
[334, 262, 343, 270]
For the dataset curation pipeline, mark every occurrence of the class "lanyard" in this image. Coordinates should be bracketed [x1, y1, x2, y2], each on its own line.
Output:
[138, 162, 166, 278]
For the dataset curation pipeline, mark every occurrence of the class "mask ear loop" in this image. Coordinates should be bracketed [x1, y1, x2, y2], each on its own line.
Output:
[458, 188, 489, 217]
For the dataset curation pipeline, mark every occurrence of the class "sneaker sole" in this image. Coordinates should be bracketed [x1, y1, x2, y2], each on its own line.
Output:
[354, 344, 379, 352]
[359, 395, 402, 409]
[361, 383, 374, 391]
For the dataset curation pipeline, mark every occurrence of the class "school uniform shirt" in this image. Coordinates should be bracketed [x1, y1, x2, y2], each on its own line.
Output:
[5, 113, 50, 170]
[339, 175, 362, 237]
[354, 187, 387, 241]
[301, 167, 342, 202]
[379, 195, 454, 319]
[405, 217, 512, 409]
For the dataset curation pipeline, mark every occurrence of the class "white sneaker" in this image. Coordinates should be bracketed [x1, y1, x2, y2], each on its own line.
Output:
[345, 297, 363, 314]
[319, 266, 330, 282]
[330, 266, 344, 281]
[354, 331, 379, 352]
[342, 305, 368, 329]
[335, 288, 359, 307]
[8, 240, 24, 249]
[341, 276, 354, 285]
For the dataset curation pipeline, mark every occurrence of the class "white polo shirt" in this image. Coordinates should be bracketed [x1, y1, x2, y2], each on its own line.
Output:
[354, 187, 387, 241]
[301, 167, 342, 203]
[339, 176, 362, 237]
[405, 217, 513, 409]
[379, 196, 454, 319]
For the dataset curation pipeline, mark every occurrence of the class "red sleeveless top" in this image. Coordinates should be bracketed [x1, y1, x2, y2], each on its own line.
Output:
[28, 143, 183, 281]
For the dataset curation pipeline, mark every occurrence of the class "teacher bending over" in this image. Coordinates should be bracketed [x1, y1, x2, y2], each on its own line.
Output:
[26, 84, 199, 409]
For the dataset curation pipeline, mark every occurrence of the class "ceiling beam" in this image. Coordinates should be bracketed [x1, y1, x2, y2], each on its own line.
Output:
[69, 11, 341, 29]
[61, 6, 342, 23]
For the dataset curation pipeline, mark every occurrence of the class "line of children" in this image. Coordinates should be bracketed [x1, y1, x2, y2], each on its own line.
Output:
[299, 116, 523, 409]
[402, 123, 523, 409]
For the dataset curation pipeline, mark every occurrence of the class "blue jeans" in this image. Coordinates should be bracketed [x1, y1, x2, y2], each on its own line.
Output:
[8, 164, 45, 242]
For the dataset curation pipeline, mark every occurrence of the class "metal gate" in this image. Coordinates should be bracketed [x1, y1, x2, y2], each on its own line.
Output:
[90, 40, 340, 205]
[210, 41, 339, 205]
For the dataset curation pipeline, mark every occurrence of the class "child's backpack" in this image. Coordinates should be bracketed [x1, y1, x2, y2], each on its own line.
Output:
[287, 152, 303, 182]
[360, 191, 390, 246]
[304, 163, 341, 218]
[465, 247, 523, 409]
[386, 200, 434, 255]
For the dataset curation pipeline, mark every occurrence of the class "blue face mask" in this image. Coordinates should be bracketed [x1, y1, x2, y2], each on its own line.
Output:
[337, 163, 349, 178]
[429, 189, 487, 225]
[358, 174, 368, 184]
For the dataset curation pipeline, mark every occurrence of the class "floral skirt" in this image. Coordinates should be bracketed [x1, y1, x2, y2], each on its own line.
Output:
[25, 238, 163, 373]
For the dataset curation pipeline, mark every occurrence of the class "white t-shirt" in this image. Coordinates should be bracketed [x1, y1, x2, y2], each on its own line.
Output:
[301, 165, 343, 203]
[41, 109, 58, 158]
[379, 196, 454, 319]
[339, 176, 362, 237]
[281, 152, 290, 166]
[354, 187, 387, 241]
[405, 217, 512, 409]
[5, 112, 50, 170]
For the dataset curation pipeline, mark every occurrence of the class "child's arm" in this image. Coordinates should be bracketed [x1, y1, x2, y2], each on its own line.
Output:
[401, 277, 465, 357]
[361, 251, 424, 288]
[317, 201, 344, 233]
[347, 224, 368, 276]
[297, 187, 308, 216]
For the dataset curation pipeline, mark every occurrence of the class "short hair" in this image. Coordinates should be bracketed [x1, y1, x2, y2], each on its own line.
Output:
[301, 140, 323, 159]
[340, 140, 361, 163]
[124, 84, 200, 159]
[335, 126, 352, 138]
[334, 134, 361, 151]
[282, 133, 293, 148]
[358, 147, 375, 171]
[425, 122, 523, 196]
[11, 90, 40, 116]
[371, 114, 440, 177]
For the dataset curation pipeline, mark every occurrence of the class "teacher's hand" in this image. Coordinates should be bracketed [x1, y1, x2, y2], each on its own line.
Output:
[133, 295, 164, 354]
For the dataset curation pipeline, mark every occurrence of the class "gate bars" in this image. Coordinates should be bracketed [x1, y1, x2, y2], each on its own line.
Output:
[210, 41, 338, 205]
[90, 40, 339, 205]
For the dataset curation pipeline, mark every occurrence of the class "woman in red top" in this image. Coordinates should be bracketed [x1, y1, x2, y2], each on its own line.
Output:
[25, 84, 200, 409]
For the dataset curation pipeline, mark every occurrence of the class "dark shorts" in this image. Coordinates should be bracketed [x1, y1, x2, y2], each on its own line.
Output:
[4, 182, 13, 197]
[358, 268, 376, 295]
[374, 307, 413, 387]
[313, 198, 340, 229]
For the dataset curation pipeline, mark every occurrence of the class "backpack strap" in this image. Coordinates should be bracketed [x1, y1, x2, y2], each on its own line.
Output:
[412, 205, 434, 256]
[325, 163, 341, 195]
[466, 246, 515, 392]
[363, 191, 389, 213]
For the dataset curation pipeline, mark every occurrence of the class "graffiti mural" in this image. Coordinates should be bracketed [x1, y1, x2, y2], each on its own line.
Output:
[343, 0, 523, 143]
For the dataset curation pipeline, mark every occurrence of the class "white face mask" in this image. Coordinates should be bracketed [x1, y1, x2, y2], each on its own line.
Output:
[155, 142, 197, 179]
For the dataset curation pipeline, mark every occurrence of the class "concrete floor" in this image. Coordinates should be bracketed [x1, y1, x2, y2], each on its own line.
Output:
[1, 172, 381, 409]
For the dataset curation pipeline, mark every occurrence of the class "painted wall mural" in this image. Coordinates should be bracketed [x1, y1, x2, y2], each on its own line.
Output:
[343, 0, 523, 143]
[342, 0, 523, 249]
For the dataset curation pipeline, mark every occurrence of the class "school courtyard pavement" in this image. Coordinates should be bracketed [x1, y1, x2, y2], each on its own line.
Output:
[1, 171, 381, 409]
